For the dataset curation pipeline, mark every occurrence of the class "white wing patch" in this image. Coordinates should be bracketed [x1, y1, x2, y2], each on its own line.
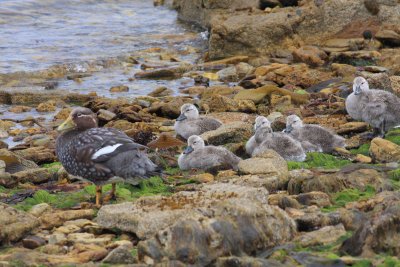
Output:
[91, 144, 123, 160]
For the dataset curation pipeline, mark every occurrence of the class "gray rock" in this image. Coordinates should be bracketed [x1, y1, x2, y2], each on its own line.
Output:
[216, 256, 288, 267]
[0, 203, 40, 244]
[22, 235, 46, 249]
[138, 198, 296, 266]
[97, 183, 270, 239]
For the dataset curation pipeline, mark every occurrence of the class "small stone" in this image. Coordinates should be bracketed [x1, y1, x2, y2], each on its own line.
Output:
[110, 85, 129, 93]
[22, 236, 46, 249]
[148, 86, 173, 97]
[354, 154, 372, 164]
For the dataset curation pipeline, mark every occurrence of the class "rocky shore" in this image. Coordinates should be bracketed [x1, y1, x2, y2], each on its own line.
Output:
[1, 0, 400, 266]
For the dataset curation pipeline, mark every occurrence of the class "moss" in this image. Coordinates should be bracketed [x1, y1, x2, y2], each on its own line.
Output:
[41, 162, 62, 174]
[288, 153, 351, 170]
[165, 167, 181, 176]
[389, 169, 400, 181]
[353, 260, 373, 267]
[350, 143, 370, 156]
[0, 185, 6, 194]
[131, 248, 138, 258]
[14, 177, 172, 211]
[377, 256, 400, 267]
[321, 186, 375, 212]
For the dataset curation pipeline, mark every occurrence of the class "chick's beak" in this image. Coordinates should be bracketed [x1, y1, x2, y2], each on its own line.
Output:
[57, 116, 76, 132]
[183, 146, 194, 154]
[176, 113, 187, 121]
[284, 125, 293, 133]
[354, 86, 361, 95]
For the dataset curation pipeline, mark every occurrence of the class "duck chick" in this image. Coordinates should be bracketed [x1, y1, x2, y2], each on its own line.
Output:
[178, 135, 241, 172]
[285, 115, 345, 153]
[346, 77, 400, 137]
[245, 116, 271, 155]
[252, 125, 306, 162]
[56, 107, 159, 207]
[174, 104, 222, 139]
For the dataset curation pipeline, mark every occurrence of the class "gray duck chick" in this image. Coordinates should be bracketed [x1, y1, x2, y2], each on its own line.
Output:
[56, 107, 159, 206]
[252, 125, 306, 162]
[285, 115, 345, 153]
[178, 135, 241, 172]
[174, 104, 222, 139]
[346, 77, 400, 137]
[245, 116, 271, 155]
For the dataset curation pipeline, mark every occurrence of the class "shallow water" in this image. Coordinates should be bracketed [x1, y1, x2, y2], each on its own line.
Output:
[0, 0, 202, 74]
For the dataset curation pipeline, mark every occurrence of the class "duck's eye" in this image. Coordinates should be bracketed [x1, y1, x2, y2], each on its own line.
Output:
[76, 113, 83, 117]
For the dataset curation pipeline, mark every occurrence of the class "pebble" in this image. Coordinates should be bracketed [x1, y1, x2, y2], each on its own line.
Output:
[22, 236, 47, 249]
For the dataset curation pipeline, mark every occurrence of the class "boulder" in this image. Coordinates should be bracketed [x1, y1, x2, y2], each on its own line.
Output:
[97, 183, 270, 239]
[238, 149, 288, 178]
[292, 46, 328, 66]
[14, 146, 56, 164]
[12, 168, 52, 184]
[370, 138, 400, 163]
[0, 203, 40, 244]
[138, 198, 296, 265]
[200, 122, 253, 145]
[0, 149, 39, 174]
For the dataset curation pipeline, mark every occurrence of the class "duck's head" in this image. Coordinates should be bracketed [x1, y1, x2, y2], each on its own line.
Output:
[353, 77, 369, 95]
[183, 135, 204, 154]
[285, 115, 303, 133]
[57, 107, 98, 132]
[176, 104, 199, 121]
[254, 116, 271, 131]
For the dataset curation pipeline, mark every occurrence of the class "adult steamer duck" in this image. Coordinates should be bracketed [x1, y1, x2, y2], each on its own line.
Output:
[56, 107, 160, 207]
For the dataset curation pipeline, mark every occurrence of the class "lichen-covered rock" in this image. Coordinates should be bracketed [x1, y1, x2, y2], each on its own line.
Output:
[14, 146, 56, 164]
[201, 121, 253, 145]
[97, 183, 270, 239]
[138, 198, 296, 266]
[12, 168, 52, 184]
[294, 224, 346, 247]
[370, 138, 400, 163]
[200, 94, 256, 113]
[0, 203, 40, 244]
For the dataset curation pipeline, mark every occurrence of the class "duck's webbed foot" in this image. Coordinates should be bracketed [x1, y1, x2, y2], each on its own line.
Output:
[103, 183, 116, 203]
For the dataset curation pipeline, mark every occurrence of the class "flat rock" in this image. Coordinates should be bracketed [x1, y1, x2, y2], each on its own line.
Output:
[40, 209, 95, 230]
[138, 198, 296, 266]
[0, 203, 40, 244]
[12, 168, 52, 184]
[97, 183, 270, 239]
[238, 149, 288, 177]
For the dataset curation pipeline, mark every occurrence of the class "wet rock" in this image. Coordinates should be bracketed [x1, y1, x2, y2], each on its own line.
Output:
[138, 198, 296, 266]
[102, 245, 136, 264]
[200, 122, 252, 145]
[14, 146, 56, 164]
[370, 138, 400, 163]
[40, 209, 95, 229]
[97, 183, 271, 239]
[12, 168, 51, 184]
[294, 224, 346, 247]
[295, 191, 331, 208]
[216, 256, 287, 267]
[9, 105, 31, 113]
[341, 194, 400, 257]
[148, 86, 173, 97]
[109, 85, 129, 92]
[36, 100, 57, 112]
[22, 235, 47, 249]
[0, 203, 40, 244]
[201, 95, 256, 113]
[292, 46, 327, 66]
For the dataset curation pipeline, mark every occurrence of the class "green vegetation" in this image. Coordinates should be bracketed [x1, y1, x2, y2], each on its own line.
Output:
[131, 248, 138, 258]
[287, 153, 351, 171]
[350, 143, 370, 156]
[321, 186, 376, 212]
[14, 176, 172, 211]
[353, 260, 373, 267]
[41, 161, 63, 174]
[377, 256, 400, 267]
